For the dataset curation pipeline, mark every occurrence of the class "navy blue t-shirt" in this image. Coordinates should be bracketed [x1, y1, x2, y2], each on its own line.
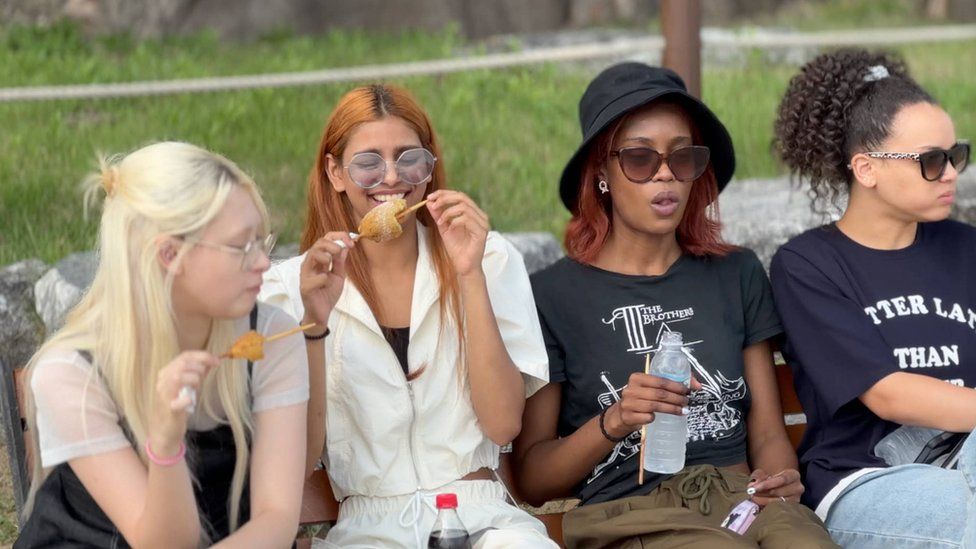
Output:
[532, 249, 782, 505]
[770, 220, 976, 509]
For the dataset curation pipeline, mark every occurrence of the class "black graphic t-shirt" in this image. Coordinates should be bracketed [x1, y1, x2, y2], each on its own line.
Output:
[531, 249, 782, 505]
[770, 220, 976, 510]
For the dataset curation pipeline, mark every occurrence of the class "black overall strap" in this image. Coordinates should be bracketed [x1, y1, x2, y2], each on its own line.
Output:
[187, 306, 259, 541]
[247, 304, 258, 397]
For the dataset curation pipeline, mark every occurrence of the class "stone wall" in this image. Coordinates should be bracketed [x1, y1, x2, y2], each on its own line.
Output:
[0, 260, 47, 374]
[2, 171, 974, 371]
[718, 173, 976, 267]
[0, 0, 869, 40]
[6, 1, 971, 40]
[0, 0, 650, 39]
[0, 232, 565, 371]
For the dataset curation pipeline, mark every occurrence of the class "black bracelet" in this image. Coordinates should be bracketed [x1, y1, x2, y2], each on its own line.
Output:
[599, 406, 626, 443]
[303, 327, 330, 341]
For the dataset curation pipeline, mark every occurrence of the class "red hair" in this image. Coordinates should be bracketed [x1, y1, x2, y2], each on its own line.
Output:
[302, 84, 461, 379]
[565, 105, 734, 264]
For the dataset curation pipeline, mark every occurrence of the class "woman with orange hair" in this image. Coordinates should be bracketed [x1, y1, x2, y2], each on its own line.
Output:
[259, 84, 556, 548]
[515, 63, 834, 547]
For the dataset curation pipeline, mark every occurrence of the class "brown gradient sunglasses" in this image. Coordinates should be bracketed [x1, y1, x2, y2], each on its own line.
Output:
[609, 145, 710, 183]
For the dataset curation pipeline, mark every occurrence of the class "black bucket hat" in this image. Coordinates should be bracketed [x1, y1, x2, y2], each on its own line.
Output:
[559, 62, 736, 212]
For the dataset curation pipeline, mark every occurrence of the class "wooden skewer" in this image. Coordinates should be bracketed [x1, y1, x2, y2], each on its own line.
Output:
[638, 352, 651, 485]
[265, 323, 317, 343]
[395, 199, 428, 222]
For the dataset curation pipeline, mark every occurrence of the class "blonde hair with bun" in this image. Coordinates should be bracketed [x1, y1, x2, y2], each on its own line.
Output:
[23, 142, 269, 538]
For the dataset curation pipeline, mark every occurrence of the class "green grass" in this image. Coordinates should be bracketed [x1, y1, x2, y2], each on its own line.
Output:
[739, 0, 938, 30]
[1, 23, 974, 267]
[0, 23, 581, 266]
[1, 5, 976, 542]
[0, 439, 17, 544]
[0, 22, 464, 86]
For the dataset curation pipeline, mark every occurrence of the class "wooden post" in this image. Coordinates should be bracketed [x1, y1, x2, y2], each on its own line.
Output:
[0, 358, 29, 524]
[661, 0, 702, 98]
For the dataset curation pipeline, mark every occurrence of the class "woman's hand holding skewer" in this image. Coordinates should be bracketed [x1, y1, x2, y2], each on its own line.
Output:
[301, 232, 356, 333]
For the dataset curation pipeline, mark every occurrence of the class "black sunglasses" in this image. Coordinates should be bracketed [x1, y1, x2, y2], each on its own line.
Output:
[609, 145, 710, 183]
[864, 141, 970, 182]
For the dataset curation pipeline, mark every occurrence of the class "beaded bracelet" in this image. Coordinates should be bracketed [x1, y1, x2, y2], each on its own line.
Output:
[599, 407, 626, 443]
[304, 327, 330, 341]
[145, 440, 186, 467]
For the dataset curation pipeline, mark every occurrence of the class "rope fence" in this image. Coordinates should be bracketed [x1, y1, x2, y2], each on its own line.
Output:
[1, 24, 974, 103]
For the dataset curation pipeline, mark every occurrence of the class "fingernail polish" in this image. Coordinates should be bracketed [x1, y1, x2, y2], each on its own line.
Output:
[681, 407, 690, 415]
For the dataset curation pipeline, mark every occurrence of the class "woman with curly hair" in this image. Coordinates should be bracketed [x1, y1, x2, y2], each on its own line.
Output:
[770, 48, 973, 547]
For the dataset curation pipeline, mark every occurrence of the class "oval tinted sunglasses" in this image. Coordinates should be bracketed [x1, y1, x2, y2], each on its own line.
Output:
[345, 148, 437, 189]
[609, 145, 710, 183]
[863, 141, 969, 182]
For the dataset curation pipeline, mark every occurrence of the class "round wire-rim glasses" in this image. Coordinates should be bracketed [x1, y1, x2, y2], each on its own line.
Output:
[344, 148, 437, 189]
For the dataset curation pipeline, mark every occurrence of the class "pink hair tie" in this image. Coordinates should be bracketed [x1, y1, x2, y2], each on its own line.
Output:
[145, 440, 186, 467]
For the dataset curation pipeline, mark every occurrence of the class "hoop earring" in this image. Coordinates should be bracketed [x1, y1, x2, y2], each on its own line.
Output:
[598, 180, 609, 194]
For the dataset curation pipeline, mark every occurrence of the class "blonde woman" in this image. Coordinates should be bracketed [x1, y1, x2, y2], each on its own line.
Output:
[16, 142, 309, 548]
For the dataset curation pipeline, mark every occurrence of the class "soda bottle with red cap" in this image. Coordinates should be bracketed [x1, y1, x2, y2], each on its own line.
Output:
[427, 493, 470, 548]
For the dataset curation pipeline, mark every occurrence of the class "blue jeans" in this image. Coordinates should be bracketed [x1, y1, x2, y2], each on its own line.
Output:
[824, 431, 976, 548]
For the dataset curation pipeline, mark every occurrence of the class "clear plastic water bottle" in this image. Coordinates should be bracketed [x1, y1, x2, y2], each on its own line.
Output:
[643, 331, 691, 474]
[428, 493, 471, 548]
[874, 425, 943, 466]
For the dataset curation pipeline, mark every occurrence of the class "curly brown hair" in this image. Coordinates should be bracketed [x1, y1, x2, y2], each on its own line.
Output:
[773, 48, 934, 211]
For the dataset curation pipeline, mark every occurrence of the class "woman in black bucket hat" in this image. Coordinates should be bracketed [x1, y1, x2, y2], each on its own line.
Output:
[558, 62, 736, 212]
[515, 62, 836, 548]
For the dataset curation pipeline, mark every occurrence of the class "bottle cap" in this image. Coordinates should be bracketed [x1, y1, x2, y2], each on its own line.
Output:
[435, 493, 459, 509]
[661, 331, 683, 346]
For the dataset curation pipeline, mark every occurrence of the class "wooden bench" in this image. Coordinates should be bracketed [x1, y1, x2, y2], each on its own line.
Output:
[294, 352, 808, 546]
[0, 358, 30, 528]
[1, 354, 807, 546]
[774, 350, 808, 450]
[294, 451, 566, 546]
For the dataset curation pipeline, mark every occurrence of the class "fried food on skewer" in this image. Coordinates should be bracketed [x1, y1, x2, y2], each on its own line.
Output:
[356, 199, 405, 243]
[354, 199, 428, 243]
[221, 323, 317, 361]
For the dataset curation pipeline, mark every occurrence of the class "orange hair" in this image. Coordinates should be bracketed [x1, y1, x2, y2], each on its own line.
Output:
[302, 84, 461, 379]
